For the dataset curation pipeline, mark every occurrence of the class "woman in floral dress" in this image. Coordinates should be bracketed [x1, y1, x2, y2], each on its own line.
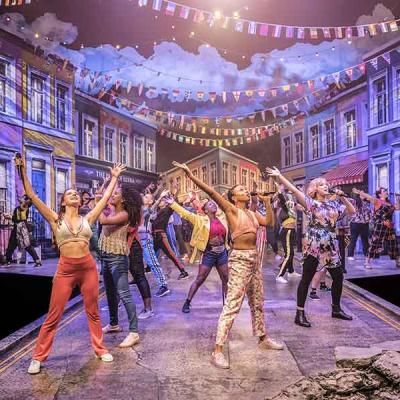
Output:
[266, 167, 355, 328]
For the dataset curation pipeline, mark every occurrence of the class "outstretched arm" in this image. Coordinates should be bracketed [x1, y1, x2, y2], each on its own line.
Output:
[352, 188, 377, 205]
[334, 189, 356, 215]
[266, 166, 306, 209]
[15, 157, 58, 225]
[86, 163, 127, 225]
[255, 195, 275, 227]
[172, 161, 235, 215]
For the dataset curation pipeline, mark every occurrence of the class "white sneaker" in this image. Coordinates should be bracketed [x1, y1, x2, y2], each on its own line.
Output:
[211, 352, 229, 369]
[364, 261, 372, 269]
[259, 337, 284, 351]
[275, 254, 282, 261]
[27, 359, 41, 374]
[347, 257, 355, 261]
[97, 353, 113, 362]
[138, 309, 154, 320]
[102, 324, 122, 334]
[275, 276, 288, 284]
[118, 332, 140, 348]
[287, 271, 301, 278]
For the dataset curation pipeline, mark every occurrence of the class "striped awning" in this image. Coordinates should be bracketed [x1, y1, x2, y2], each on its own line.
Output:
[323, 160, 368, 186]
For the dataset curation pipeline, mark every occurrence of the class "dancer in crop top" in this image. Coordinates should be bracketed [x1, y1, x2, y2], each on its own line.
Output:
[14, 157, 126, 375]
[172, 161, 283, 370]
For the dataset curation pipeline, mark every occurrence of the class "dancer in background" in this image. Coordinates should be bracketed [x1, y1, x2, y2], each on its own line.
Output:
[16, 157, 125, 374]
[164, 194, 229, 313]
[173, 161, 283, 370]
[99, 185, 143, 348]
[5, 194, 41, 267]
[266, 167, 355, 328]
[353, 188, 400, 268]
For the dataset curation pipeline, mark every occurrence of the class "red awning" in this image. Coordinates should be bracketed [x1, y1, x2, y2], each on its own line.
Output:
[323, 160, 368, 186]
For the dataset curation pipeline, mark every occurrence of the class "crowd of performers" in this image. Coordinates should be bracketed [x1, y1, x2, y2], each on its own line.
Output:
[11, 157, 400, 373]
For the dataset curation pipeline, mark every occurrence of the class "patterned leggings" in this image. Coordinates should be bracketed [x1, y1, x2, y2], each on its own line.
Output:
[367, 223, 399, 259]
[215, 249, 266, 346]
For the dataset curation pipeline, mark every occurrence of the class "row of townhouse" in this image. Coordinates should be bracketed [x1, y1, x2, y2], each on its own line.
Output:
[280, 37, 400, 234]
[0, 29, 158, 258]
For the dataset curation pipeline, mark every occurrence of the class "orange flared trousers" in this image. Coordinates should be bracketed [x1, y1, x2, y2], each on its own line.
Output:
[32, 253, 108, 361]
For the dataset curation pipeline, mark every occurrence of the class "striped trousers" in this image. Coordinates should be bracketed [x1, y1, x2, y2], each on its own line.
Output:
[277, 228, 295, 277]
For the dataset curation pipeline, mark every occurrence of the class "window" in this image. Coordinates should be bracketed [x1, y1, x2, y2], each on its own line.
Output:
[56, 169, 68, 209]
[324, 119, 336, 155]
[294, 132, 304, 164]
[232, 165, 237, 186]
[395, 68, 400, 119]
[146, 140, 155, 172]
[222, 162, 229, 185]
[175, 176, 181, 193]
[376, 163, 389, 189]
[250, 172, 256, 190]
[241, 169, 248, 187]
[201, 165, 207, 183]
[373, 77, 387, 125]
[31, 73, 45, 124]
[134, 137, 144, 170]
[310, 124, 320, 160]
[56, 84, 68, 131]
[283, 137, 291, 166]
[344, 110, 357, 149]
[185, 174, 192, 192]
[104, 127, 114, 162]
[0, 61, 9, 112]
[119, 132, 128, 165]
[83, 118, 95, 157]
[0, 161, 7, 214]
[192, 169, 198, 190]
[210, 162, 217, 185]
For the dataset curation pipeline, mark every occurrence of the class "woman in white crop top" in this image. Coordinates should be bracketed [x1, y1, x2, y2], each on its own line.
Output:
[172, 161, 283, 370]
[15, 156, 126, 375]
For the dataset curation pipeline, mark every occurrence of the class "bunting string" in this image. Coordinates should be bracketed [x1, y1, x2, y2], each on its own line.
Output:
[0, 0, 32, 6]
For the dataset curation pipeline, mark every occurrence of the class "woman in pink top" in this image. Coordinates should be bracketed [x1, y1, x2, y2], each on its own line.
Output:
[172, 161, 283, 370]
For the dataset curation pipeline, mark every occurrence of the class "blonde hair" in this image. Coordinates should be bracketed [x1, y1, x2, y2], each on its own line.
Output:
[307, 178, 327, 198]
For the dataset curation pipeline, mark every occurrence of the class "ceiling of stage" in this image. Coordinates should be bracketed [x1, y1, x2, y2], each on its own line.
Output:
[1, 0, 400, 171]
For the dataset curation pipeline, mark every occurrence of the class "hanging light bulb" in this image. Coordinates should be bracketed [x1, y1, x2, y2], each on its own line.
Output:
[233, 11, 240, 19]
[116, 44, 121, 50]
[34, 32, 40, 39]
[214, 10, 222, 20]
[315, 52, 319, 57]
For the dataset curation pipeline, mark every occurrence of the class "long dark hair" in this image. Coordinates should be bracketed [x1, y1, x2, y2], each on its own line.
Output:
[121, 185, 143, 228]
[227, 185, 240, 204]
[56, 189, 81, 225]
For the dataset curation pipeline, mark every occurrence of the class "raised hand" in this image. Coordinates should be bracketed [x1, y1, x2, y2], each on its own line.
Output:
[172, 161, 191, 175]
[258, 194, 273, 203]
[352, 188, 361, 195]
[163, 194, 175, 205]
[109, 163, 127, 178]
[265, 166, 281, 177]
[14, 155, 25, 169]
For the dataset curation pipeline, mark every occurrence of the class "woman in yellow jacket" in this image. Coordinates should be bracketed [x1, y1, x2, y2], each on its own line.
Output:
[164, 195, 229, 313]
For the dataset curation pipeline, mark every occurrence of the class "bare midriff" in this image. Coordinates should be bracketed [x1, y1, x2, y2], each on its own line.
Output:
[59, 241, 90, 258]
[232, 232, 257, 250]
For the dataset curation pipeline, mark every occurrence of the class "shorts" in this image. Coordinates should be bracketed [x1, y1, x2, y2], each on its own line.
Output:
[200, 249, 228, 268]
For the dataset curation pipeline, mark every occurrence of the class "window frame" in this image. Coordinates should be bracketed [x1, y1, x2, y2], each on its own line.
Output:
[309, 123, 320, 160]
[370, 72, 388, 127]
[81, 114, 98, 158]
[54, 80, 72, 132]
[119, 131, 129, 165]
[323, 117, 336, 156]
[343, 109, 357, 150]
[28, 68, 50, 126]
[0, 56, 16, 116]
[145, 138, 156, 172]
[134, 136, 145, 170]
[293, 131, 304, 164]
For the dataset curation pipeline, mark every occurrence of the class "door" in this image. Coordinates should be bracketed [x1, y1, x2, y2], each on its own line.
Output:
[31, 169, 46, 240]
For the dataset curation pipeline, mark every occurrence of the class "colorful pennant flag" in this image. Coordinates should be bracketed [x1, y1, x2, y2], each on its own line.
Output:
[248, 21, 257, 35]
[323, 27, 331, 38]
[179, 6, 190, 19]
[297, 27, 305, 39]
[357, 25, 366, 37]
[259, 24, 269, 36]
[152, 0, 162, 11]
[165, 2, 176, 16]
[389, 21, 399, 32]
[286, 26, 294, 38]
[273, 25, 282, 38]
[309, 27, 318, 39]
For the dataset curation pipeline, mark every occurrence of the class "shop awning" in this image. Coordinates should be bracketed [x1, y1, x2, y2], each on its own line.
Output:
[323, 160, 368, 186]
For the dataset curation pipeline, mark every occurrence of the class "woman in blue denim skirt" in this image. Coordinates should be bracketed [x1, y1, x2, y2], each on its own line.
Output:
[99, 184, 143, 348]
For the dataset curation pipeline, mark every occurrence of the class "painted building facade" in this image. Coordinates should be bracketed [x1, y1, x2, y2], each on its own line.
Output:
[165, 147, 269, 202]
[75, 91, 158, 194]
[364, 38, 400, 234]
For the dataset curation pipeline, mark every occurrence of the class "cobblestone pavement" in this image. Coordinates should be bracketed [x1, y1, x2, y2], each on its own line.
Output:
[0, 252, 399, 400]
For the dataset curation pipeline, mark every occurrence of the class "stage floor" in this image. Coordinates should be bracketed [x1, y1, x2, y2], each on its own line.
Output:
[0, 253, 399, 400]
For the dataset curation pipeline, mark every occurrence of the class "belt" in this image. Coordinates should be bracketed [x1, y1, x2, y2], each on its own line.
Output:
[207, 245, 225, 254]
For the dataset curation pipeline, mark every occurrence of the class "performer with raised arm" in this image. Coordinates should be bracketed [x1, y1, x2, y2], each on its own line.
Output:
[266, 167, 355, 328]
[15, 157, 126, 375]
[353, 188, 400, 269]
[173, 161, 283, 370]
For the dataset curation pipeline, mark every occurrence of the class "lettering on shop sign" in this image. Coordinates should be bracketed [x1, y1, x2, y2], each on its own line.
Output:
[95, 170, 143, 185]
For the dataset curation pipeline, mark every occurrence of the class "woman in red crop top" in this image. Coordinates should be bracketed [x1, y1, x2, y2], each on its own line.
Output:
[15, 157, 126, 375]
[172, 161, 283, 370]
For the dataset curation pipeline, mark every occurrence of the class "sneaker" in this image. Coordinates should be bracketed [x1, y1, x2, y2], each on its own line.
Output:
[102, 324, 122, 334]
[319, 284, 331, 292]
[138, 309, 154, 320]
[34, 260, 42, 267]
[27, 359, 41, 374]
[155, 285, 170, 297]
[309, 291, 320, 300]
[275, 254, 282, 261]
[210, 352, 229, 369]
[364, 261, 372, 269]
[287, 271, 301, 278]
[118, 332, 140, 348]
[178, 270, 189, 280]
[275, 276, 288, 284]
[96, 353, 114, 363]
[182, 299, 191, 313]
[259, 337, 284, 351]
[347, 256, 355, 261]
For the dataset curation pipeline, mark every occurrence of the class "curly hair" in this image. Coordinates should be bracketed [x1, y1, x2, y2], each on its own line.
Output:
[375, 187, 388, 199]
[121, 184, 143, 228]
[307, 178, 327, 199]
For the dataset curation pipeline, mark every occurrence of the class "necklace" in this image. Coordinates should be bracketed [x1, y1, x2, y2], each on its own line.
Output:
[64, 216, 84, 237]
